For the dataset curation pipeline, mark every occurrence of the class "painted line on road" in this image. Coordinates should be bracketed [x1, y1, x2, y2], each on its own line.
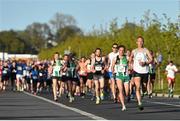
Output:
[23, 91, 106, 120]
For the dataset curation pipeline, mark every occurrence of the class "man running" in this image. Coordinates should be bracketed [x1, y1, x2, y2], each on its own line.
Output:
[91, 48, 106, 104]
[2, 61, 10, 91]
[165, 61, 178, 98]
[147, 50, 157, 98]
[107, 43, 119, 102]
[0, 60, 3, 91]
[16, 60, 24, 91]
[66, 54, 79, 102]
[10, 61, 17, 91]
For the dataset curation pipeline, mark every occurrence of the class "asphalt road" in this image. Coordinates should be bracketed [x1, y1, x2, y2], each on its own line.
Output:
[0, 90, 92, 120]
[0, 89, 180, 120]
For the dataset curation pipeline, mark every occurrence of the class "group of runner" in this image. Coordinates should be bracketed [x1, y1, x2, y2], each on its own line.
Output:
[43, 36, 157, 111]
[0, 36, 178, 111]
[0, 59, 51, 93]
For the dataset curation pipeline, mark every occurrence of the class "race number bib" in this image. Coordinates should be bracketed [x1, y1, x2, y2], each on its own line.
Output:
[3, 70, 7, 74]
[95, 66, 102, 71]
[13, 69, 16, 73]
[79, 70, 86, 75]
[32, 76, 37, 80]
[39, 73, 43, 76]
[87, 65, 91, 70]
[117, 65, 125, 73]
[26, 72, 30, 76]
[17, 66, 22, 70]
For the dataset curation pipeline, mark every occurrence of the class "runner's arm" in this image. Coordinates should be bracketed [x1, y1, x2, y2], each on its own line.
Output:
[111, 58, 116, 74]
[91, 58, 95, 73]
[145, 49, 153, 65]
[128, 50, 134, 70]
[101, 57, 106, 74]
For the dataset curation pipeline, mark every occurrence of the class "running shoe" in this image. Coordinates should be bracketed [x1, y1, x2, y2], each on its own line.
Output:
[100, 92, 104, 100]
[96, 97, 100, 104]
[122, 106, 126, 111]
[138, 104, 144, 111]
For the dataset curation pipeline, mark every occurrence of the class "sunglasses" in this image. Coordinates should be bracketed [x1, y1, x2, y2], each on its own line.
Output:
[113, 46, 118, 49]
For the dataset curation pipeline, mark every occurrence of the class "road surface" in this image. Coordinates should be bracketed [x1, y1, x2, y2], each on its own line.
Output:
[0, 90, 180, 120]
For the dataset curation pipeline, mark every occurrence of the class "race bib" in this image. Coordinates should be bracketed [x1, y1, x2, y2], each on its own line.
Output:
[87, 65, 91, 70]
[117, 65, 125, 73]
[95, 66, 102, 71]
[3, 70, 7, 74]
[62, 72, 66, 76]
[13, 70, 16, 73]
[17, 66, 22, 70]
[39, 73, 43, 76]
[26, 72, 30, 76]
[79, 70, 86, 75]
[32, 76, 37, 80]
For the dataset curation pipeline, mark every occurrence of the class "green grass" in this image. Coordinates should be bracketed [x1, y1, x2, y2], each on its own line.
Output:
[154, 72, 180, 95]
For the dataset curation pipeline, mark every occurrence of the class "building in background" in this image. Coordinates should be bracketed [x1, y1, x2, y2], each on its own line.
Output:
[0, 52, 38, 60]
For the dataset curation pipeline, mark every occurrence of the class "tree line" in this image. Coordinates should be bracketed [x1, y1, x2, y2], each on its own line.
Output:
[0, 10, 179, 67]
[0, 12, 82, 54]
[39, 10, 180, 67]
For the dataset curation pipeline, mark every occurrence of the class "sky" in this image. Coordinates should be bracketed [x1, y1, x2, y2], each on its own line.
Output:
[0, 0, 179, 33]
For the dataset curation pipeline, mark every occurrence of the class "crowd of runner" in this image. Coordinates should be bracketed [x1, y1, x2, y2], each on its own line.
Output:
[0, 36, 178, 111]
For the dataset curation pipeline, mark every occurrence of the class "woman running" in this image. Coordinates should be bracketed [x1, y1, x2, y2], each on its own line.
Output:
[112, 45, 130, 111]
[129, 36, 152, 110]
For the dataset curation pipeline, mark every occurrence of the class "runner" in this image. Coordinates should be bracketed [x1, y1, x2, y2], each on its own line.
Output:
[24, 61, 32, 92]
[47, 62, 53, 92]
[36, 64, 44, 93]
[127, 50, 136, 100]
[0, 60, 3, 91]
[112, 45, 130, 111]
[10, 61, 17, 91]
[61, 54, 69, 98]
[56, 56, 63, 98]
[78, 57, 87, 98]
[107, 43, 119, 103]
[51, 52, 62, 101]
[165, 61, 178, 98]
[2, 61, 10, 91]
[16, 60, 24, 91]
[129, 36, 152, 110]
[147, 50, 157, 98]
[43, 63, 49, 92]
[66, 54, 79, 102]
[91, 48, 106, 104]
[85, 52, 95, 100]
[30, 65, 39, 94]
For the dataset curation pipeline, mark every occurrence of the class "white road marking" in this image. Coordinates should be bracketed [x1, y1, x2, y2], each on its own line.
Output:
[24, 91, 106, 120]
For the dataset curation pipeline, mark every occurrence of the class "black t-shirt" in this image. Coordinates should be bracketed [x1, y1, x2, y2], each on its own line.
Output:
[2, 66, 10, 76]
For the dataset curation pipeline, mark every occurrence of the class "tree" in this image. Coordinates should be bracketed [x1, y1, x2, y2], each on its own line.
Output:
[56, 25, 82, 42]
[49, 12, 77, 37]
[0, 30, 25, 53]
[26, 22, 51, 40]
